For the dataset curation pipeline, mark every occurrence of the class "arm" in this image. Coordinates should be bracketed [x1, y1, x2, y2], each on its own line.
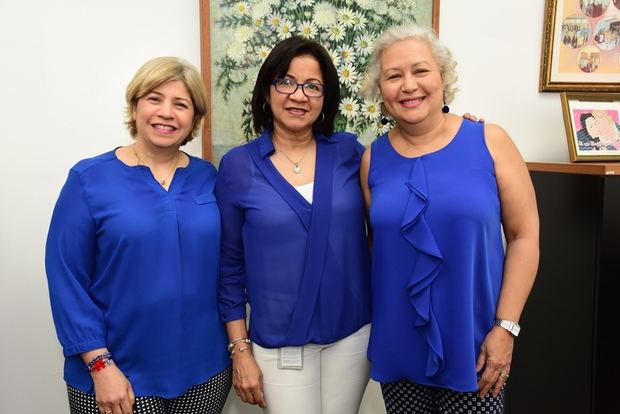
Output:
[225, 320, 267, 408]
[45, 170, 134, 412]
[476, 124, 539, 397]
[81, 348, 135, 414]
[360, 146, 373, 248]
[215, 151, 266, 408]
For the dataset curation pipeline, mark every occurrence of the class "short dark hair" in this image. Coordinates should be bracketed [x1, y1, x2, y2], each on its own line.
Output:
[251, 36, 340, 136]
[579, 112, 595, 140]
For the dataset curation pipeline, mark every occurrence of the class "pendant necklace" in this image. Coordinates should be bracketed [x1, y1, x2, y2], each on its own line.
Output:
[274, 138, 312, 174]
[133, 144, 181, 186]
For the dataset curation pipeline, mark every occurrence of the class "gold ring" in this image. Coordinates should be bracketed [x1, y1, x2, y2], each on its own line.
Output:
[104, 411, 112, 414]
[500, 372, 509, 380]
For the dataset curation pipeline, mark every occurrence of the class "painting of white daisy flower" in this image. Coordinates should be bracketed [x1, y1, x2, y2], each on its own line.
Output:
[202, 0, 438, 162]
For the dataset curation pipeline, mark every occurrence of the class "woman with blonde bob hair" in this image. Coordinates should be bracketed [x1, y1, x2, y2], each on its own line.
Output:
[46, 56, 231, 414]
[360, 25, 539, 413]
[124, 56, 208, 144]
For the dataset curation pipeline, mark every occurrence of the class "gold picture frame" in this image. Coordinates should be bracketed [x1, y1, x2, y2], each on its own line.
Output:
[560, 92, 620, 161]
[539, 0, 620, 92]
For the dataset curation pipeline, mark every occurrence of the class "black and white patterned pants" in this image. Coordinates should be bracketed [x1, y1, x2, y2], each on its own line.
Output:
[381, 380, 505, 414]
[67, 366, 232, 414]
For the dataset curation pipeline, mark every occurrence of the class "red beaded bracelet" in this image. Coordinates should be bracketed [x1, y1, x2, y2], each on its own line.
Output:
[85, 352, 113, 372]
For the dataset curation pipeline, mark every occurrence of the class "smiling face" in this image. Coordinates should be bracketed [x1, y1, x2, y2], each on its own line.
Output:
[379, 38, 444, 127]
[269, 54, 324, 136]
[132, 80, 195, 150]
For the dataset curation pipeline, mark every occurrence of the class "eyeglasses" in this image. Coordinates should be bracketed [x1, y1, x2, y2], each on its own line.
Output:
[271, 78, 325, 98]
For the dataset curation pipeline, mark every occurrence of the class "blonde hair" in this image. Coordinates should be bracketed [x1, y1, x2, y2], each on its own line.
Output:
[361, 24, 458, 105]
[124, 56, 207, 145]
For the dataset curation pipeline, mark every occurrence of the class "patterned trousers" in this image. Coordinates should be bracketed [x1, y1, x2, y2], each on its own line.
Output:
[67, 366, 232, 414]
[381, 380, 505, 414]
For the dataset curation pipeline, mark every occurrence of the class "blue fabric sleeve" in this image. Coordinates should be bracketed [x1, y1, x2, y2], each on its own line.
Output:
[216, 149, 250, 323]
[45, 169, 107, 357]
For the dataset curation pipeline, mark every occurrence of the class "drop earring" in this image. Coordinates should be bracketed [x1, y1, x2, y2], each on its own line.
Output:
[380, 102, 390, 125]
[442, 103, 450, 113]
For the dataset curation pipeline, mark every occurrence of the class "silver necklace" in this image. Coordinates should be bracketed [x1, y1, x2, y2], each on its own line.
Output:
[274, 139, 312, 174]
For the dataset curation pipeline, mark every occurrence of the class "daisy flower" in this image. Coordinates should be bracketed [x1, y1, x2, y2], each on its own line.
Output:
[233, 1, 250, 16]
[251, 0, 272, 19]
[227, 41, 246, 62]
[355, 0, 374, 11]
[351, 11, 368, 31]
[361, 99, 382, 121]
[338, 64, 358, 87]
[314, 2, 338, 28]
[374, 1, 389, 16]
[234, 26, 254, 43]
[298, 20, 318, 39]
[339, 97, 360, 120]
[268, 13, 283, 29]
[328, 24, 346, 42]
[355, 33, 375, 56]
[276, 19, 295, 39]
[370, 119, 391, 136]
[337, 7, 355, 28]
[327, 48, 342, 68]
[256, 46, 271, 62]
[338, 45, 356, 65]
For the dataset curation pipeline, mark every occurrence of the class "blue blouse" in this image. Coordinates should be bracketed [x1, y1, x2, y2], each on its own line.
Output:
[367, 120, 505, 392]
[45, 150, 230, 398]
[216, 131, 371, 347]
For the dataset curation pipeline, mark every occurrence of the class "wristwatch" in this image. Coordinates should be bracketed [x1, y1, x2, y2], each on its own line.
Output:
[494, 319, 520, 337]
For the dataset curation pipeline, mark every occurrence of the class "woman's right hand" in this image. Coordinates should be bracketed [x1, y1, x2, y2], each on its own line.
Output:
[91, 364, 135, 414]
[232, 349, 267, 408]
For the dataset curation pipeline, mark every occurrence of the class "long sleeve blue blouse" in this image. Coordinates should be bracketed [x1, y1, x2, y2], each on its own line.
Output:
[216, 131, 371, 348]
[45, 150, 230, 398]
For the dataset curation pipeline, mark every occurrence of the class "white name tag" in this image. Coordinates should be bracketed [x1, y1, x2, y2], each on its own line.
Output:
[278, 346, 303, 370]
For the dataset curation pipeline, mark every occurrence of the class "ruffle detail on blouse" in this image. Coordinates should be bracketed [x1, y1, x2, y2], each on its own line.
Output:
[400, 158, 445, 377]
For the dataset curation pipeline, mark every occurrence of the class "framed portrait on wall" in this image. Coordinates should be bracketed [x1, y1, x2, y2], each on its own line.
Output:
[560, 92, 620, 161]
[539, 0, 620, 92]
[199, 0, 440, 162]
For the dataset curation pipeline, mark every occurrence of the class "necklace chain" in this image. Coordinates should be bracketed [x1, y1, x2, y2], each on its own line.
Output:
[133, 144, 181, 186]
[273, 138, 312, 174]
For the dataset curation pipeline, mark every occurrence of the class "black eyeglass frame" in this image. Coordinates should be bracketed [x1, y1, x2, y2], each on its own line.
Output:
[271, 78, 326, 98]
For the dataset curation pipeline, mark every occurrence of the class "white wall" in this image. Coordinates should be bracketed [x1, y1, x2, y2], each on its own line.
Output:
[0, 1, 567, 413]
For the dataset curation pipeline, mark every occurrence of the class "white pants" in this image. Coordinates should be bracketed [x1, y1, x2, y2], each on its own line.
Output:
[252, 324, 371, 414]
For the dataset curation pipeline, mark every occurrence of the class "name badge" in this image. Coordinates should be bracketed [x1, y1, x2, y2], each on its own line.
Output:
[278, 346, 303, 370]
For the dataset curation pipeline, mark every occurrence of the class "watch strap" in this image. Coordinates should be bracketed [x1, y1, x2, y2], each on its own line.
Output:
[494, 319, 520, 337]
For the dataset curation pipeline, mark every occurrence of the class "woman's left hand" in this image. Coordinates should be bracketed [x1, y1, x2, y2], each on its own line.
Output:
[463, 113, 485, 123]
[476, 326, 514, 398]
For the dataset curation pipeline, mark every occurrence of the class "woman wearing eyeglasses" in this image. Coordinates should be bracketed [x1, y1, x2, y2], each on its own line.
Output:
[215, 36, 371, 414]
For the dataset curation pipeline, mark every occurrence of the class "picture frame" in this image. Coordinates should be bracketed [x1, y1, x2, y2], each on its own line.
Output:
[560, 92, 620, 161]
[539, 0, 620, 92]
[199, 0, 440, 161]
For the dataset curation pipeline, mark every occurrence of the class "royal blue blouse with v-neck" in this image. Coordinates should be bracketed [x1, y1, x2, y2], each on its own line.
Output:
[45, 149, 230, 397]
[216, 131, 371, 347]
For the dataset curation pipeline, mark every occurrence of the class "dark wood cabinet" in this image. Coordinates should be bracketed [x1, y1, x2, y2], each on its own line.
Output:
[505, 162, 620, 414]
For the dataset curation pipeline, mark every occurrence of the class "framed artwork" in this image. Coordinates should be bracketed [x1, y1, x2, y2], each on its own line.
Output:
[199, 0, 440, 162]
[539, 0, 620, 92]
[560, 92, 620, 161]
